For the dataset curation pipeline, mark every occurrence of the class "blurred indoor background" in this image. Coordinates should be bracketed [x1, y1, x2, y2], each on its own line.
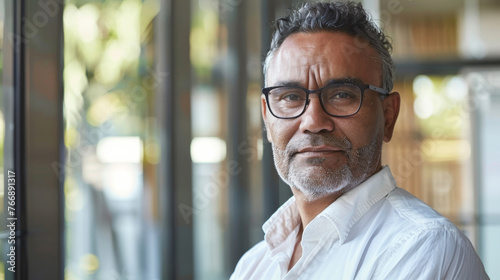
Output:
[0, 0, 499, 279]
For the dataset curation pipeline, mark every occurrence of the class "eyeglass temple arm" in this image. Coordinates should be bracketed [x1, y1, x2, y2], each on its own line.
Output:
[368, 85, 390, 95]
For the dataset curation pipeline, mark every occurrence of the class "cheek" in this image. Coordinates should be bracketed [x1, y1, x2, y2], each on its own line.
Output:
[340, 112, 384, 148]
[268, 120, 297, 148]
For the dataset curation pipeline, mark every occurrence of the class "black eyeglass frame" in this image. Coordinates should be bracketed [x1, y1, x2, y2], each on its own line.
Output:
[261, 83, 391, 119]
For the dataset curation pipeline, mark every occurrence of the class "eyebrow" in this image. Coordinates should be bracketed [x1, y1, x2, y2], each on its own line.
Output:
[273, 81, 303, 87]
[272, 76, 365, 88]
[325, 77, 365, 85]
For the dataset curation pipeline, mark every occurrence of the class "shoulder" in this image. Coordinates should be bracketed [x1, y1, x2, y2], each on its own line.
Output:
[374, 188, 489, 279]
[387, 187, 446, 222]
[374, 225, 489, 279]
[382, 187, 461, 235]
[230, 241, 269, 280]
[383, 187, 473, 259]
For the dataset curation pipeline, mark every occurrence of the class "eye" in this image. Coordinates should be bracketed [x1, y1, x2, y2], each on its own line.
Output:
[322, 85, 360, 106]
[332, 91, 353, 99]
[329, 91, 356, 100]
[281, 92, 304, 101]
[269, 88, 306, 102]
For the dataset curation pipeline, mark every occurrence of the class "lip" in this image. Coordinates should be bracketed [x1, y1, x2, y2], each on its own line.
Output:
[296, 146, 343, 154]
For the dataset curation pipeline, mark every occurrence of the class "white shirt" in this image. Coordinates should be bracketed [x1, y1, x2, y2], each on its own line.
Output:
[230, 166, 489, 280]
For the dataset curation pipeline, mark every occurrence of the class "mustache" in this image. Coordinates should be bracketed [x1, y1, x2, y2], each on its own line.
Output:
[285, 133, 353, 155]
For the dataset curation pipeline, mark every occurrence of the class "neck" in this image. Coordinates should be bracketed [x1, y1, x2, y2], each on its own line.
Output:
[291, 165, 384, 229]
[291, 189, 343, 230]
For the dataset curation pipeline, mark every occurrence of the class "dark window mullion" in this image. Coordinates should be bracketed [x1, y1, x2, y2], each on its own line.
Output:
[3, 0, 65, 278]
[2, 0, 26, 279]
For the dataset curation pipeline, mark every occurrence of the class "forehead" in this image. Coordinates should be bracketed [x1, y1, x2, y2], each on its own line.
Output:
[267, 31, 382, 87]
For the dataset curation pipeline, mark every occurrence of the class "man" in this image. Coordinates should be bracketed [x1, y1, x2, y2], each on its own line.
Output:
[230, 2, 489, 280]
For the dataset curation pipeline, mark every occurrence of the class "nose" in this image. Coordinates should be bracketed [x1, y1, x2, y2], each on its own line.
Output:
[299, 95, 335, 134]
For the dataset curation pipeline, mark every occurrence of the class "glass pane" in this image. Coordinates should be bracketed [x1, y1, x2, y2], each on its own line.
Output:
[63, 0, 161, 278]
[190, 3, 230, 277]
[466, 70, 500, 279]
[190, 0, 264, 278]
[383, 74, 477, 237]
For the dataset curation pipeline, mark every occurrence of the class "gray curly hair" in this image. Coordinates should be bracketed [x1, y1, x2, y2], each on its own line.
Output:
[263, 1, 395, 92]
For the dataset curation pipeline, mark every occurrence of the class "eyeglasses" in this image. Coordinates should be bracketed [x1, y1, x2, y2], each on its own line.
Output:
[262, 83, 390, 119]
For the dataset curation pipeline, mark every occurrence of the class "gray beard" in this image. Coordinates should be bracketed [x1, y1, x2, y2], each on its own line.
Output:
[271, 134, 382, 202]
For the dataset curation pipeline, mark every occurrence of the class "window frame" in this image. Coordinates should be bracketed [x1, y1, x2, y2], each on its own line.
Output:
[2, 0, 64, 278]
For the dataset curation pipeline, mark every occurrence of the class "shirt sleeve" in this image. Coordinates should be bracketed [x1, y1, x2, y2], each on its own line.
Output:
[373, 225, 489, 280]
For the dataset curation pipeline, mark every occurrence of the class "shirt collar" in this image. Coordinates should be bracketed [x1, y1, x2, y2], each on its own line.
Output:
[263, 166, 397, 251]
[262, 195, 301, 251]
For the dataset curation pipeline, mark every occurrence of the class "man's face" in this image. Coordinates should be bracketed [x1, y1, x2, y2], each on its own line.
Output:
[263, 31, 400, 201]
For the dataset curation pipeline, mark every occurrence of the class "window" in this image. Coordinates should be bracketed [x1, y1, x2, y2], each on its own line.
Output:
[63, 0, 161, 278]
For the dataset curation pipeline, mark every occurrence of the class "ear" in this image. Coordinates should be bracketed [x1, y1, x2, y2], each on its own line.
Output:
[382, 92, 400, 142]
[261, 95, 273, 143]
